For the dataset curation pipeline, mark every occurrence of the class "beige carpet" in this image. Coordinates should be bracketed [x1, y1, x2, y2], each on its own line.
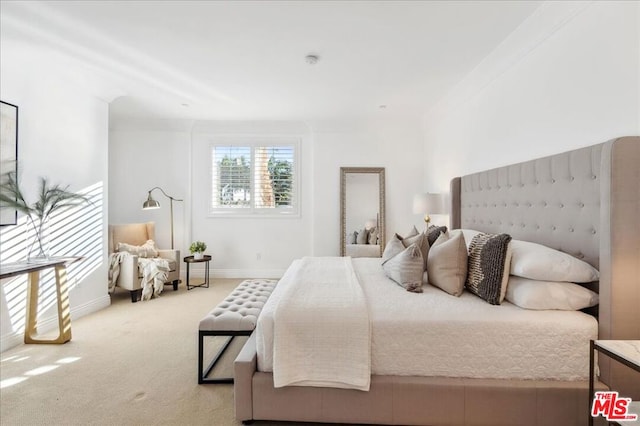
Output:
[0, 279, 283, 426]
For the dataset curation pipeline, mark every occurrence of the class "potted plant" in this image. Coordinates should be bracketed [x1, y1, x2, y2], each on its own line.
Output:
[0, 170, 90, 262]
[189, 241, 207, 260]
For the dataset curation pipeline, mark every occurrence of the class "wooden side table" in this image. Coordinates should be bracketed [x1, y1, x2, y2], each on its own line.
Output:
[184, 255, 211, 290]
[0, 257, 81, 344]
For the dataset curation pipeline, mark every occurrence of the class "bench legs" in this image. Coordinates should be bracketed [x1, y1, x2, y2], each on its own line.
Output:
[198, 330, 252, 384]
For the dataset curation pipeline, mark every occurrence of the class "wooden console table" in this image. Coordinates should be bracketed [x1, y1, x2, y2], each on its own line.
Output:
[0, 257, 80, 344]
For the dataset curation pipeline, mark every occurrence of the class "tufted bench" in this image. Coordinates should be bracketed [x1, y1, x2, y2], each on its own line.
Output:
[198, 278, 277, 384]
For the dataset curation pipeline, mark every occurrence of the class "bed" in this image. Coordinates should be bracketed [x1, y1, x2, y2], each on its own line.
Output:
[234, 137, 640, 425]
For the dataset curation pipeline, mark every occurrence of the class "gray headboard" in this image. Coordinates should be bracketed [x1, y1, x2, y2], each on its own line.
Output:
[450, 136, 639, 397]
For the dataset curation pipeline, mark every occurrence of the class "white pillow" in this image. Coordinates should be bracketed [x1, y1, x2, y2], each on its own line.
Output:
[509, 240, 599, 283]
[117, 239, 158, 258]
[506, 276, 599, 310]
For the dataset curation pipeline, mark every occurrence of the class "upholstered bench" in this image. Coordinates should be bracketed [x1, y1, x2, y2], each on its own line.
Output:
[198, 279, 277, 384]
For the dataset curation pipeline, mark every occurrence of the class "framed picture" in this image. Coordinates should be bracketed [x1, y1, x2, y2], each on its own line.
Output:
[1, 101, 18, 226]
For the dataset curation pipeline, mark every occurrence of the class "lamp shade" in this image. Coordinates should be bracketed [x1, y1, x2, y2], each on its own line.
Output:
[142, 194, 160, 210]
[412, 193, 446, 215]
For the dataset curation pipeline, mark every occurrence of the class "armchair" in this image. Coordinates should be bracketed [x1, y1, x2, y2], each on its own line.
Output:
[108, 222, 181, 302]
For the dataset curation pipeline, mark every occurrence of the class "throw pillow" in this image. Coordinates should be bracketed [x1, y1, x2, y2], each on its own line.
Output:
[399, 231, 429, 271]
[117, 239, 159, 258]
[347, 231, 358, 244]
[426, 225, 448, 246]
[382, 243, 424, 293]
[382, 234, 405, 264]
[509, 239, 599, 283]
[356, 228, 369, 245]
[466, 233, 512, 305]
[368, 227, 378, 245]
[505, 276, 599, 310]
[426, 231, 467, 296]
[405, 225, 419, 239]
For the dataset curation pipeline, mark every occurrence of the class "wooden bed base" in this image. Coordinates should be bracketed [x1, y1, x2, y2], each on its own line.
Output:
[233, 137, 640, 425]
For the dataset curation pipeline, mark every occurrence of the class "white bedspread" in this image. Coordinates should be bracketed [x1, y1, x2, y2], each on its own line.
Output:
[258, 258, 598, 381]
[271, 257, 371, 391]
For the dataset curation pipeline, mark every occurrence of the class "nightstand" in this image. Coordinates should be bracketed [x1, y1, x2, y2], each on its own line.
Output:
[589, 340, 640, 425]
[184, 255, 211, 290]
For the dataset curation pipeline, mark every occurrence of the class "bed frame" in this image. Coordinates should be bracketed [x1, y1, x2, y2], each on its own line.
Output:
[234, 137, 639, 425]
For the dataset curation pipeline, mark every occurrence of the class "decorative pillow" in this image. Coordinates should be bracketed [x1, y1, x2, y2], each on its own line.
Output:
[505, 276, 599, 310]
[382, 234, 405, 264]
[368, 227, 378, 245]
[405, 225, 419, 239]
[399, 231, 429, 271]
[356, 228, 369, 245]
[466, 233, 512, 305]
[348, 231, 358, 244]
[427, 225, 447, 246]
[117, 239, 158, 258]
[426, 231, 467, 296]
[459, 228, 481, 251]
[382, 243, 424, 293]
[509, 239, 599, 283]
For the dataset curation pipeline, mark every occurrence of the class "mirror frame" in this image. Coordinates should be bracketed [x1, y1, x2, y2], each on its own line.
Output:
[340, 167, 386, 257]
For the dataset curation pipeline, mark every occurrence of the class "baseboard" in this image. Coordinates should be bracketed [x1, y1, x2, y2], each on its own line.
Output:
[0, 294, 111, 353]
[70, 294, 111, 321]
[184, 268, 285, 279]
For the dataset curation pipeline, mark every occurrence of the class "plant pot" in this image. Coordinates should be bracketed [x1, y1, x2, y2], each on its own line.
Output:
[193, 252, 204, 260]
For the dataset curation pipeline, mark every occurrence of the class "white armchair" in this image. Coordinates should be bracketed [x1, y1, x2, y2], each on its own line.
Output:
[108, 222, 181, 302]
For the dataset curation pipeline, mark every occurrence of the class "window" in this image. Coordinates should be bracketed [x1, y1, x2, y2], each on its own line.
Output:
[210, 139, 299, 216]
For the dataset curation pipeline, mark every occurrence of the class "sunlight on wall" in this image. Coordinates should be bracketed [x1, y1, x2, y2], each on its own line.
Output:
[0, 182, 104, 334]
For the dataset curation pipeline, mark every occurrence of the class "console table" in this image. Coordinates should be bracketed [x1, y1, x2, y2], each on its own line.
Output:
[0, 257, 80, 344]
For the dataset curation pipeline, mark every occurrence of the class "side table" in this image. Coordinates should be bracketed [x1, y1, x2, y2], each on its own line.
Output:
[589, 340, 640, 425]
[184, 255, 211, 290]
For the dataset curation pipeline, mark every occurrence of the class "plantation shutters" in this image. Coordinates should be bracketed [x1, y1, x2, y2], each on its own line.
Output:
[210, 141, 298, 216]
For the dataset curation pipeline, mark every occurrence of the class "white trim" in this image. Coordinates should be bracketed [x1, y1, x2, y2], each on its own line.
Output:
[0, 294, 111, 353]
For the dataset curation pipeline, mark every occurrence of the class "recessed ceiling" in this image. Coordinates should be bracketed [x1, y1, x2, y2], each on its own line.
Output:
[0, 0, 542, 122]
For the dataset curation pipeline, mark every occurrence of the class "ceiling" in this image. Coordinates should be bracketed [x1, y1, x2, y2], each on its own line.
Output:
[0, 1, 542, 122]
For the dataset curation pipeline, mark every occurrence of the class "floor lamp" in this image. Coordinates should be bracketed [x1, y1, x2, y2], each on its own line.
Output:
[142, 187, 183, 249]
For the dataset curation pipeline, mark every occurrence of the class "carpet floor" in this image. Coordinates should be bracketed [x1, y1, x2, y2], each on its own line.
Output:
[0, 278, 282, 426]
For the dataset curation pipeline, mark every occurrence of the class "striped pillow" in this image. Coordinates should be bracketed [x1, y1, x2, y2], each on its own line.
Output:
[465, 233, 512, 305]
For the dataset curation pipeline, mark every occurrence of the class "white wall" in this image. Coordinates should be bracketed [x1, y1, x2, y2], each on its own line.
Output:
[109, 117, 425, 276]
[110, 120, 313, 278]
[311, 119, 425, 256]
[423, 1, 640, 192]
[0, 44, 110, 352]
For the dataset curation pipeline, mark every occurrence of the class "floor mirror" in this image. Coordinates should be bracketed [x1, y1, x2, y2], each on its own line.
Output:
[340, 167, 385, 257]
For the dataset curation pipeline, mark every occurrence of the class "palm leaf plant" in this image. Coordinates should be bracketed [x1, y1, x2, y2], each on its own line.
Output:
[0, 170, 90, 260]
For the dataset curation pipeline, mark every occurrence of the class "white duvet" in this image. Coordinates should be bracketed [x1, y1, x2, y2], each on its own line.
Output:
[257, 258, 598, 381]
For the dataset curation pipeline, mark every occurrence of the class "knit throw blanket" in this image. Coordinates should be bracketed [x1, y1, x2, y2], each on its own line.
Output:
[108, 252, 170, 301]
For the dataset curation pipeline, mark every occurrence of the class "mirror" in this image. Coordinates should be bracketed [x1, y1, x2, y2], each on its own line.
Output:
[340, 167, 385, 257]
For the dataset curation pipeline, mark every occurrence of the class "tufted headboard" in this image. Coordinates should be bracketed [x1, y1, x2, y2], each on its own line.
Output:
[450, 136, 639, 398]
